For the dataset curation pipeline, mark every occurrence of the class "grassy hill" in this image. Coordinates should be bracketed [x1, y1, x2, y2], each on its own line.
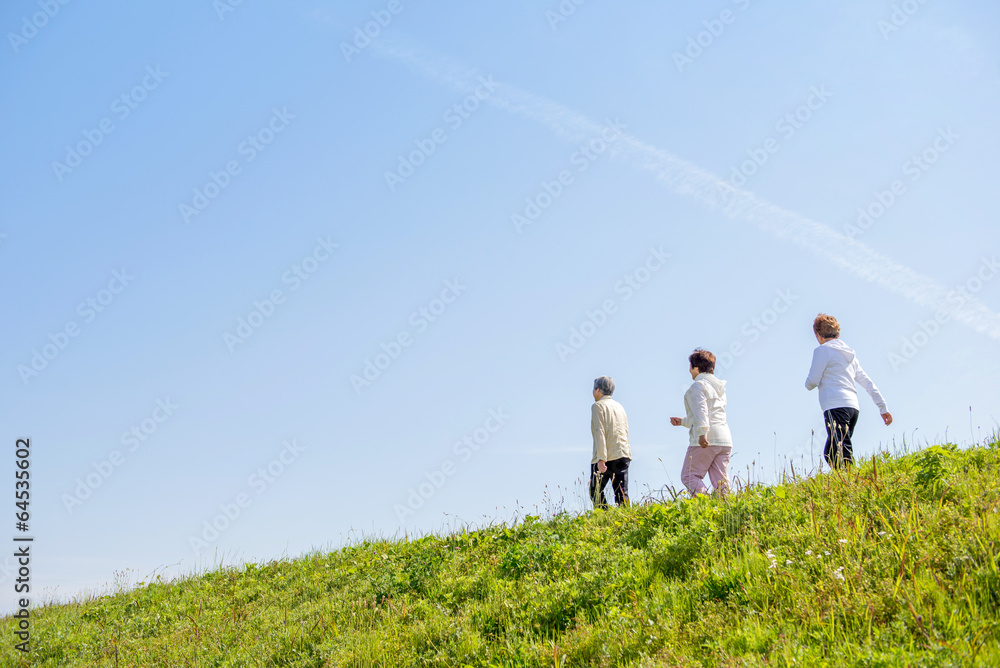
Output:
[5, 437, 1000, 667]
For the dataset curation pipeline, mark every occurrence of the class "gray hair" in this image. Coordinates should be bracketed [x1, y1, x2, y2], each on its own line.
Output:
[593, 376, 615, 396]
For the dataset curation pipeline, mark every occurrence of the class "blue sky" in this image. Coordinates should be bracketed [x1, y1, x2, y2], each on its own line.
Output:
[2, 0, 999, 611]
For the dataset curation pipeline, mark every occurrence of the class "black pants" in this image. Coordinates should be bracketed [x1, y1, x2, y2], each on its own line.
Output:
[824, 407, 860, 469]
[590, 457, 630, 508]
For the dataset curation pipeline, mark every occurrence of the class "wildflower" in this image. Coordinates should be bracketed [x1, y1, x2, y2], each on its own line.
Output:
[824, 550, 831, 556]
[838, 539, 848, 544]
[877, 531, 887, 537]
[785, 559, 793, 565]
[833, 566, 845, 581]
[805, 550, 813, 556]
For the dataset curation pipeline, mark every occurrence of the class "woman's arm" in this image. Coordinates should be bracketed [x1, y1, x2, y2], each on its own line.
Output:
[679, 389, 695, 428]
[805, 347, 826, 391]
[690, 383, 710, 438]
[855, 362, 889, 415]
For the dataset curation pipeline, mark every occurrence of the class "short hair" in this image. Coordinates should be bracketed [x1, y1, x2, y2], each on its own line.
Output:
[813, 314, 841, 339]
[689, 349, 716, 374]
[593, 376, 615, 396]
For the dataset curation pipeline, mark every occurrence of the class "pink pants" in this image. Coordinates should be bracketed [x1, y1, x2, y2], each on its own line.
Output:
[680, 445, 732, 496]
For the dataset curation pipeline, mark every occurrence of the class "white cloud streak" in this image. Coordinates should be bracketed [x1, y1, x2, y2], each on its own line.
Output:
[362, 38, 1000, 341]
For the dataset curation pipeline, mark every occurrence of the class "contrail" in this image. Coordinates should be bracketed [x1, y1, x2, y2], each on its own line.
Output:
[362, 38, 1000, 341]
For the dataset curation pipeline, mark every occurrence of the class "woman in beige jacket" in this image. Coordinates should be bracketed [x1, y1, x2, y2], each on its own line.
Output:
[590, 376, 631, 507]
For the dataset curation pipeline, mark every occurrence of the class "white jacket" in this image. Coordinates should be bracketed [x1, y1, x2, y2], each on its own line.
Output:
[681, 373, 733, 448]
[805, 339, 888, 413]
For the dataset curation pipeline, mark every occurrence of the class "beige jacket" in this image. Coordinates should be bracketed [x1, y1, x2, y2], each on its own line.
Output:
[591, 396, 631, 464]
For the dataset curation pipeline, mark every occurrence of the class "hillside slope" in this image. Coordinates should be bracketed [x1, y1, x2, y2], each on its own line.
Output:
[5, 438, 1000, 667]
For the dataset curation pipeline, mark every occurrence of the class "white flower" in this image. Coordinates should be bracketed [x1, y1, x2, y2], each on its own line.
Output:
[805, 550, 813, 556]
[785, 559, 793, 565]
[877, 531, 887, 537]
[838, 539, 848, 544]
[824, 550, 831, 556]
[833, 566, 845, 581]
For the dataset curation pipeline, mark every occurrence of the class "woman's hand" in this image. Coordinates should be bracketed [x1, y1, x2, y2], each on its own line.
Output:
[670, 417, 683, 426]
[699, 434, 710, 448]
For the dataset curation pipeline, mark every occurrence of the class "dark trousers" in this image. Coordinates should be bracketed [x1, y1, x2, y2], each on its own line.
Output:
[824, 407, 860, 469]
[590, 457, 630, 508]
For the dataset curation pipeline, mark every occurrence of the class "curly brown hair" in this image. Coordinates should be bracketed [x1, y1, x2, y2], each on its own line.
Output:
[689, 349, 716, 374]
[813, 314, 841, 339]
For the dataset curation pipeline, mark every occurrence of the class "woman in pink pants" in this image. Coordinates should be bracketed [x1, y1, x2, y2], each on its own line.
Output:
[670, 349, 733, 497]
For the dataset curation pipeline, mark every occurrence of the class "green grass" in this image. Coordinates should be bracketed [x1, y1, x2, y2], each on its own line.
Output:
[6, 437, 1000, 667]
